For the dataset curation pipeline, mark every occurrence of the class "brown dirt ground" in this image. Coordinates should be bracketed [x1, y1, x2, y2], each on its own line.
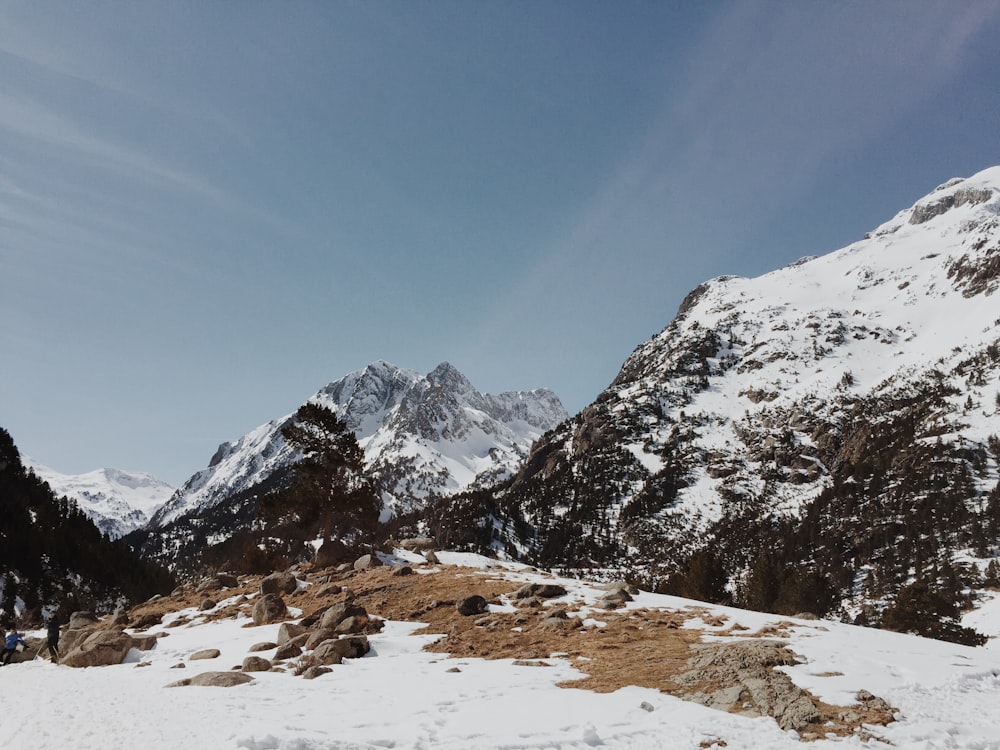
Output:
[128, 561, 895, 742]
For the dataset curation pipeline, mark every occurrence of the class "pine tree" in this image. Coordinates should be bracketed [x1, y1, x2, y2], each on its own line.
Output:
[258, 403, 380, 553]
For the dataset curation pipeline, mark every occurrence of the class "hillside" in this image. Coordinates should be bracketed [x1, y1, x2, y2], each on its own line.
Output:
[432, 168, 1000, 635]
[4, 550, 1000, 749]
[0, 428, 174, 618]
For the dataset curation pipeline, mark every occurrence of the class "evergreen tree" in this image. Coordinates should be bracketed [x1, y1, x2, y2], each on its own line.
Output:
[257, 403, 380, 559]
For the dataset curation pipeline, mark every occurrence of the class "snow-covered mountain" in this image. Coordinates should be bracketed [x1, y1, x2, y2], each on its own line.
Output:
[136, 362, 565, 568]
[438, 167, 1000, 628]
[25, 458, 175, 539]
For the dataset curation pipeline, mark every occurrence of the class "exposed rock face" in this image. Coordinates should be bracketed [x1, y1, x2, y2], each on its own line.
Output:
[674, 641, 819, 731]
[260, 572, 299, 595]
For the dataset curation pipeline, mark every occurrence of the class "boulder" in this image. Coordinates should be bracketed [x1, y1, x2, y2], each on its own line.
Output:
[399, 537, 436, 552]
[130, 613, 163, 630]
[313, 539, 350, 568]
[456, 596, 488, 616]
[190, 649, 221, 660]
[61, 630, 135, 668]
[199, 599, 217, 611]
[319, 602, 368, 630]
[252, 594, 288, 626]
[131, 634, 160, 651]
[305, 628, 341, 650]
[302, 665, 333, 680]
[315, 583, 343, 598]
[216, 573, 240, 589]
[68, 611, 100, 630]
[260, 572, 298, 596]
[315, 635, 370, 661]
[277, 622, 309, 645]
[311, 640, 345, 666]
[514, 583, 567, 600]
[391, 565, 414, 577]
[274, 643, 302, 661]
[248, 641, 278, 653]
[241, 656, 272, 672]
[353, 554, 383, 571]
[168, 671, 254, 688]
[334, 615, 369, 635]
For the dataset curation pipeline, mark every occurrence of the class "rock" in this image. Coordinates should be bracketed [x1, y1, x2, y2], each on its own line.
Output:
[335, 615, 370, 635]
[319, 602, 368, 630]
[305, 628, 341, 651]
[260, 572, 298, 596]
[315, 583, 343, 598]
[639, 702, 655, 712]
[330, 635, 370, 660]
[353, 554, 383, 571]
[277, 622, 309, 645]
[311, 641, 345, 666]
[514, 583, 567, 600]
[456, 596, 488, 616]
[313, 539, 350, 568]
[110, 609, 130, 627]
[399, 537, 436, 552]
[131, 613, 163, 630]
[199, 599, 217, 611]
[603, 580, 639, 595]
[274, 643, 302, 660]
[675, 641, 819, 731]
[302, 665, 333, 680]
[248, 642, 278, 653]
[252, 594, 288, 626]
[61, 630, 135, 668]
[391, 565, 414, 576]
[167, 671, 254, 688]
[216, 573, 240, 589]
[241, 656, 272, 672]
[190, 649, 221, 660]
[68, 611, 99, 630]
[131, 634, 160, 651]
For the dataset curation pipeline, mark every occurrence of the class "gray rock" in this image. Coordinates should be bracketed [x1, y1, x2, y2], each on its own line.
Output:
[61, 630, 135, 668]
[302, 665, 333, 680]
[305, 628, 341, 650]
[398, 537, 436, 552]
[353, 554, 383, 571]
[260, 572, 298, 596]
[252, 593, 288, 626]
[199, 599, 217, 611]
[248, 642, 278, 653]
[241, 656, 272, 672]
[514, 583, 567, 600]
[190, 649, 221, 660]
[274, 643, 302, 660]
[313, 540, 350, 568]
[335, 615, 370, 635]
[319, 602, 367, 630]
[277, 622, 309, 645]
[456, 595, 488, 616]
[68, 611, 99, 630]
[167, 671, 254, 688]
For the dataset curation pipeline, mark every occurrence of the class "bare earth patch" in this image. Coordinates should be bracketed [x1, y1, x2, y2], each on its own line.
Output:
[128, 561, 895, 741]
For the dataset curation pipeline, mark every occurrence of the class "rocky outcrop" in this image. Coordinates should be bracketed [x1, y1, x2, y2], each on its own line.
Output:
[674, 640, 819, 731]
[61, 629, 136, 668]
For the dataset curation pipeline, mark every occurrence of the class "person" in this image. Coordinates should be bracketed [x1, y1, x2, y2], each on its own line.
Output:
[45, 616, 60, 661]
[1, 628, 28, 666]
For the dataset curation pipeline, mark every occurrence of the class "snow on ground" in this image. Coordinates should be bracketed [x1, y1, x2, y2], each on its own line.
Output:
[5, 551, 1000, 750]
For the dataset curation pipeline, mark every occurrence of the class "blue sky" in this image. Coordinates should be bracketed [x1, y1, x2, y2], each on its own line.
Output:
[2, 1, 999, 485]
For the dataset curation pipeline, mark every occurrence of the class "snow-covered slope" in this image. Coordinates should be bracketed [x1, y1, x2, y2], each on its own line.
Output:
[7, 550, 1000, 749]
[443, 167, 1000, 622]
[25, 458, 175, 538]
[148, 361, 566, 527]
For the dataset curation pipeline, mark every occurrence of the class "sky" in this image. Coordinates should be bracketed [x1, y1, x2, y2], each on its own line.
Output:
[2, 1, 999, 486]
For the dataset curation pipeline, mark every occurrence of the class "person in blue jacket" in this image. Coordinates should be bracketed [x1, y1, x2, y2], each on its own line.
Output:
[1, 627, 28, 665]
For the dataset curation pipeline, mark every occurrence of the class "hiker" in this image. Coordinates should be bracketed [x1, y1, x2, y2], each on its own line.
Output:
[1, 628, 28, 666]
[45, 616, 60, 661]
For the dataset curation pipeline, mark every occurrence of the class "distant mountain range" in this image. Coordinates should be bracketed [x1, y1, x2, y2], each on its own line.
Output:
[24, 459, 175, 539]
[127, 361, 567, 569]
